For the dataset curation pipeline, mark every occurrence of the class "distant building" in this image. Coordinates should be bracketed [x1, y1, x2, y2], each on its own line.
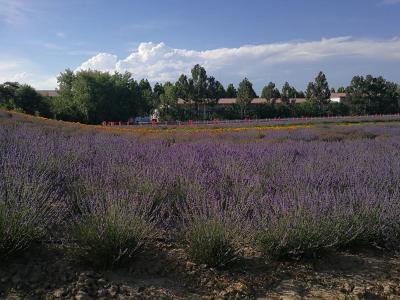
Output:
[177, 97, 307, 106]
[330, 93, 347, 102]
[177, 95, 346, 106]
[37, 90, 59, 97]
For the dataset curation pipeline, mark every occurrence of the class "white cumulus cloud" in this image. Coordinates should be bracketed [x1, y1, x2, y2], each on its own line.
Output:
[2, 37, 400, 91]
[0, 56, 57, 89]
[76, 37, 400, 89]
[78, 53, 118, 73]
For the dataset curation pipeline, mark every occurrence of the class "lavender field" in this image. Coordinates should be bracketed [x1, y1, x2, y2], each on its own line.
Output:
[1, 111, 400, 298]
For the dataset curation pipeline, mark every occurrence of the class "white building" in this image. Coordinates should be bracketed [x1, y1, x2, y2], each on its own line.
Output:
[330, 93, 347, 102]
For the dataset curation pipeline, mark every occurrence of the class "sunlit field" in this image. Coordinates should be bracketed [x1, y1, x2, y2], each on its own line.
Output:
[1, 109, 400, 298]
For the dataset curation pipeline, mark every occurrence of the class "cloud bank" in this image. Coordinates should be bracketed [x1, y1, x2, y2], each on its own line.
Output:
[76, 37, 400, 89]
[2, 37, 400, 91]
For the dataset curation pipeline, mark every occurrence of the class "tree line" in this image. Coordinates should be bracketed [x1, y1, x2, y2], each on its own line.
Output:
[1, 65, 399, 124]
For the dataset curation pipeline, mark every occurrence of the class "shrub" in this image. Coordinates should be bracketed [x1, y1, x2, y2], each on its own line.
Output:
[67, 201, 156, 269]
[184, 218, 239, 267]
[0, 166, 61, 259]
[0, 203, 45, 258]
[256, 207, 381, 260]
[256, 211, 331, 259]
[319, 132, 345, 142]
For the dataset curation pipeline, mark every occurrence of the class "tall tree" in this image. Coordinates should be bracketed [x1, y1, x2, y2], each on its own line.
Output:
[14, 85, 45, 114]
[237, 78, 256, 118]
[296, 90, 305, 98]
[139, 79, 154, 114]
[203, 76, 221, 119]
[281, 82, 292, 105]
[159, 82, 178, 120]
[206, 76, 219, 104]
[305, 83, 315, 101]
[191, 64, 208, 118]
[0, 82, 19, 109]
[343, 75, 399, 114]
[175, 74, 192, 102]
[261, 82, 280, 103]
[0, 82, 19, 102]
[215, 81, 226, 99]
[205, 77, 225, 102]
[153, 82, 164, 108]
[54, 69, 142, 124]
[0, 82, 46, 115]
[306, 71, 331, 108]
[53, 69, 80, 120]
[226, 83, 237, 98]
[153, 82, 164, 97]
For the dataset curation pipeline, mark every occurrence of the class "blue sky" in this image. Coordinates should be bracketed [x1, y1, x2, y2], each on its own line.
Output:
[0, 0, 399, 93]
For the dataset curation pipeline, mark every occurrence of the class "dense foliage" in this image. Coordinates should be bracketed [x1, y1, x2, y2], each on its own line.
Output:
[343, 75, 400, 115]
[52, 70, 151, 124]
[1, 111, 400, 267]
[0, 82, 50, 116]
[1, 65, 398, 124]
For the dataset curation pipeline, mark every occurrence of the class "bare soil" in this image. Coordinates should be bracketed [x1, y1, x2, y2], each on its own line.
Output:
[0, 241, 399, 299]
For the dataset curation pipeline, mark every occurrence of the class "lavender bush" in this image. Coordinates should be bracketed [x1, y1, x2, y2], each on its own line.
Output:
[65, 188, 158, 268]
[183, 218, 239, 267]
[1, 117, 400, 266]
[0, 134, 63, 258]
[256, 205, 382, 259]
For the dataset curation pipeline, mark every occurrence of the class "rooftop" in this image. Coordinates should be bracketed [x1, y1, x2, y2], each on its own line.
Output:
[37, 90, 59, 97]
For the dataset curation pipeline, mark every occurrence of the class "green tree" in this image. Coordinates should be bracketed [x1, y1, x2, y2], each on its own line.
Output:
[226, 84, 237, 98]
[175, 74, 191, 102]
[0, 82, 20, 109]
[153, 82, 164, 108]
[0, 82, 47, 115]
[343, 75, 399, 114]
[206, 77, 225, 103]
[204, 77, 225, 119]
[215, 81, 226, 99]
[306, 71, 331, 109]
[261, 82, 280, 103]
[54, 69, 142, 124]
[159, 82, 178, 120]
[237, 78, 256, 118]
[139, 79, 154, 114]
[153, 82, 164, 98]
[296, 90, 305, 98]
[14, 85, 45, 115]
[191, 64, 208, 118]
[281, 82, 292, 105]
[53, 69, 81, 120]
